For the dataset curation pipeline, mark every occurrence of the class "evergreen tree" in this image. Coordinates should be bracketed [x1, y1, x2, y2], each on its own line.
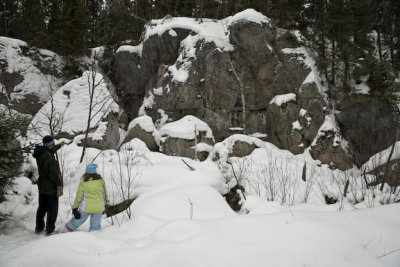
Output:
[54, 0, 87, 56]
[99, 0, 137, 46]
[0, 0, 19, 37]
[86, 0, 104, 47]
[18, 0, 48, 48]
[0, 110, 29, 204]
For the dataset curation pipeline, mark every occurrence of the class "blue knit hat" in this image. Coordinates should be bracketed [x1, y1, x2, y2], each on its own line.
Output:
[86, 163, 98, 174]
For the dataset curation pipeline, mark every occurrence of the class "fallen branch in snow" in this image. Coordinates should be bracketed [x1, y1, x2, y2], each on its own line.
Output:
[182, 159, 196, 171]
[376, 248, 400, 258]
[106, 199, 135, 217]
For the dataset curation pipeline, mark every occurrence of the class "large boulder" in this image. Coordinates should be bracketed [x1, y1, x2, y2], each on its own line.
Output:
[336, 95, 400, 166]
[159, 115, 214, 160]
[121, 115, 159, 151]
[84, 112, 120, 150]
[0, 37, 66, 116]
[210, 134, 265, 160]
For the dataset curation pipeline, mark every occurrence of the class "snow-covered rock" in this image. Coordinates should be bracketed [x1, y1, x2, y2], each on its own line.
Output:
[159, 115, 214, 160]
[0, 37, 65, 115]
[26, 71, 119, 143]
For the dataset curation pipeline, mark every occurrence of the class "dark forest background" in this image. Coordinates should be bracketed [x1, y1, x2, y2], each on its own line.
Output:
[2, 0, 399, 102]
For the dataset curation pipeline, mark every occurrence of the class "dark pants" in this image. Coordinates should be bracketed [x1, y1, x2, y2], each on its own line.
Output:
[36, 194, 59, 233]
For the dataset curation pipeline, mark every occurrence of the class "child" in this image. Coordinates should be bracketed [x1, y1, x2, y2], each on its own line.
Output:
[62, 163, 108, 232]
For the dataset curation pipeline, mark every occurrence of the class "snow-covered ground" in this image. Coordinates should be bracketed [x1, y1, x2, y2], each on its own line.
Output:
[1, 8, 399, 267]
[1, 138, 400, 267]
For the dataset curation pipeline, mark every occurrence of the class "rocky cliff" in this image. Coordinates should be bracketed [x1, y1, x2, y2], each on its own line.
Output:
[111, 10, 400, 169]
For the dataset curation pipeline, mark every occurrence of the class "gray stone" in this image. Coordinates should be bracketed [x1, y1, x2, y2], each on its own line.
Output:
[309, 130, 353, 171]
[336, 95, 399, 166]
[121, 124, 158, 151]
[84, 112, 120, 150]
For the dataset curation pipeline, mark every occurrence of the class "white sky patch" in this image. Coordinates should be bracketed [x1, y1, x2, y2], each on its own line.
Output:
[159, 115, 214, 140]
[269, 93, 296, 106]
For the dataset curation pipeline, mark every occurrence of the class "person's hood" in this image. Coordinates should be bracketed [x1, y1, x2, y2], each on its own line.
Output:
[33, 145, 50, 158]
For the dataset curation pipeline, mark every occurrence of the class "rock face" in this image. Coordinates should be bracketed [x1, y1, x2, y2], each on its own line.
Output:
[336, 96, 400, 167]
[112, 11, 400, 168]
[158, 116, 214, 160]
[84, 113, 120, 150]
[121, 116, 159, 151]
[211, 134, 265, 160]
[0, 37, 66, 116]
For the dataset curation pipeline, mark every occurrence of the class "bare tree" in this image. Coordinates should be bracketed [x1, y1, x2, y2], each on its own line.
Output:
[108, 143, 148, 224]
[227, 56, 247, 135]
[79, 59, 114, 163]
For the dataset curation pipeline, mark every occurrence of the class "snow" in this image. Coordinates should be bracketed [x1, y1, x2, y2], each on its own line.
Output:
[0, 37, 64, 104]
[311, 115, 348, 150]
[193, 142, 214, 152]
[362, 141, 400, 172]
[1, 133, 400, 267]
[227, 8, 271, 26]
[26, 71, 119, 143]
[116, 44, 143, 56]
[248, 132, 268, 138]
[354, 81, 370, 94]
[209, 134, 265, 159]
[159, 115, 214, 140]
[292, 120, 303, 131]
[144, 17, 233, 52]
[269, 93, 297, 106]
[138, 91, 155, 116]
[2, 9, 400, 267]
[127, 115, 156, 133]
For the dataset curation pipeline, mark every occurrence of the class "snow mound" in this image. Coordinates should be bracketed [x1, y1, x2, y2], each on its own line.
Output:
[210, 134, 265, 159]
[128, 115, 156, 133]
[159, 115, 214, 140]
[227, 8, 271, 26]
[26, 71, 119, 143]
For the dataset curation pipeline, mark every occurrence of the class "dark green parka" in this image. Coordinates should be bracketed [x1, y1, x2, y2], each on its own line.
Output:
[33, 145, 62, 195]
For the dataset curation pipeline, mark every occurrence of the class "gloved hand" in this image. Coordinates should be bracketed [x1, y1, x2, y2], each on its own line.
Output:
[72, 209, 81, 219]
[59, 141, 66, 146]
[56, 186, 63, 197]
[103, 205, 109, 215]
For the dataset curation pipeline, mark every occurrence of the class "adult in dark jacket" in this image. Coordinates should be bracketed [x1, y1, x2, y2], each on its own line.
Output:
[33, 135, 65, 235]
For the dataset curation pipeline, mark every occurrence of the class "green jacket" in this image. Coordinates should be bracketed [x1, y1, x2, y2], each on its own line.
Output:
[72, 177, 108, 213]
[33, 145, 62, 196]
